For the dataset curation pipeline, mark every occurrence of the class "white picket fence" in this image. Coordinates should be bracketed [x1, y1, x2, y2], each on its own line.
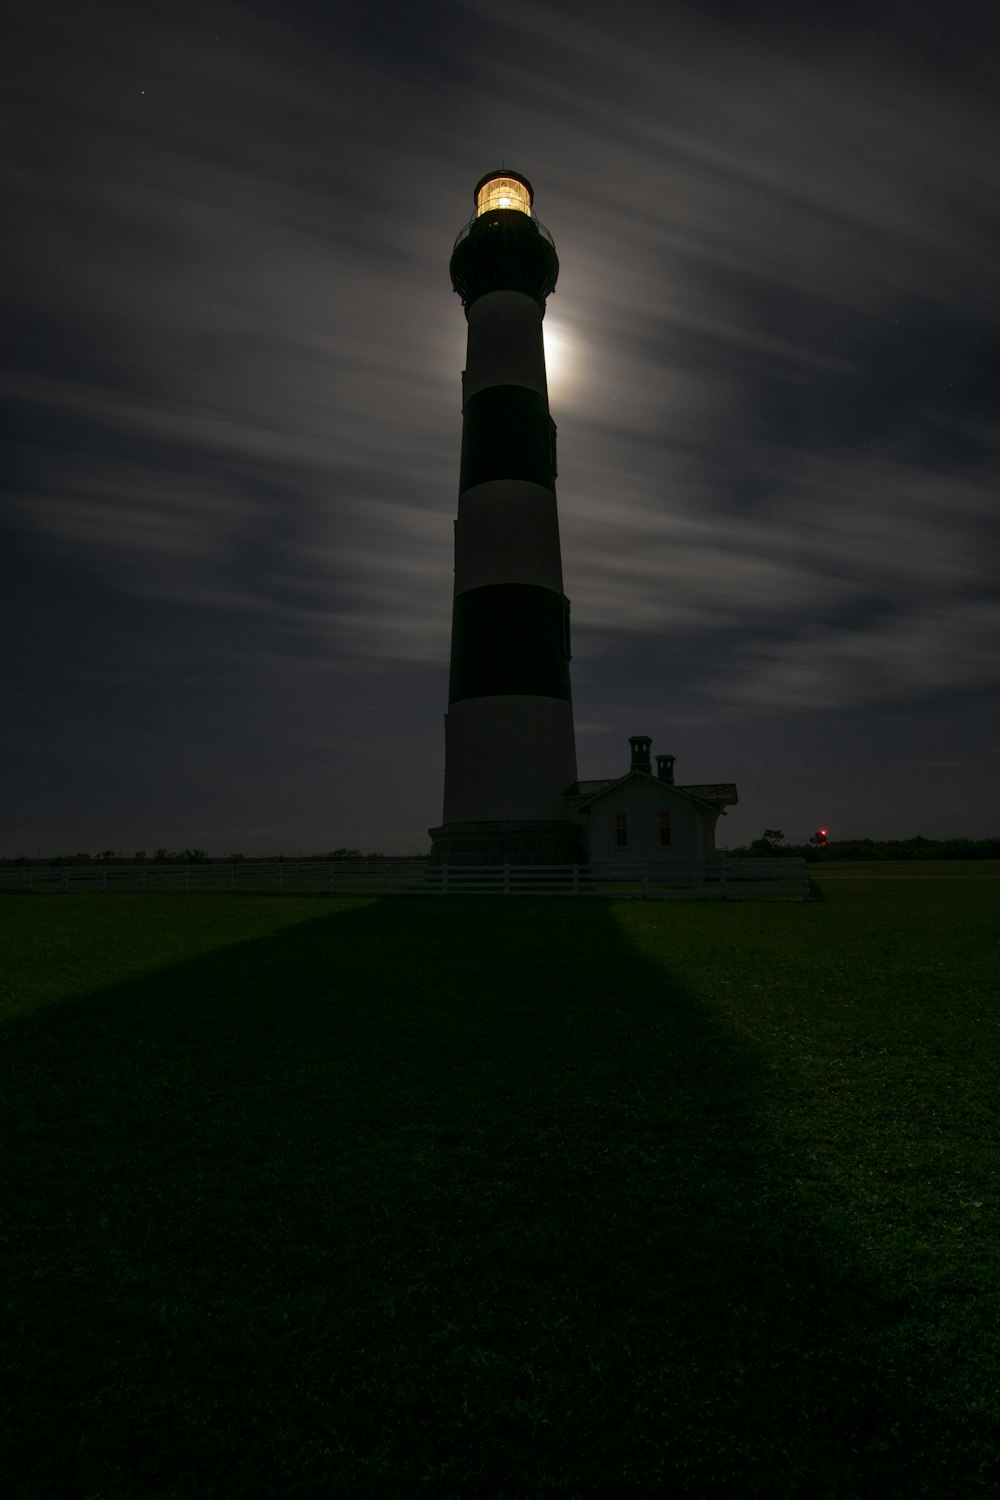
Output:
[0, 857, 810, 899]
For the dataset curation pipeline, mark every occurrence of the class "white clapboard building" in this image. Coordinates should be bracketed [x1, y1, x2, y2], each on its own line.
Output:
[565, 737, 738, 866]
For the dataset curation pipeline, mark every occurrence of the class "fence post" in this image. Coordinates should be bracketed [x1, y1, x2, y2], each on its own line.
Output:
[572, 864, 579, 895]
[503, 863, 510, 896]
[720, 856, 729, 900]
[384, 863, 390, 894]
[442, 863, 449, 896]
[641, 862, 648, 898]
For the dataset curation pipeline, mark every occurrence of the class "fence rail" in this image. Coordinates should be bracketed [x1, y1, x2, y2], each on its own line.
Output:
[0, 857, 810, 899]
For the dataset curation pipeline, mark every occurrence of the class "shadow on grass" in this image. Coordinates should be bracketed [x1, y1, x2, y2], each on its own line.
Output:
[2, 897, 989, 1497]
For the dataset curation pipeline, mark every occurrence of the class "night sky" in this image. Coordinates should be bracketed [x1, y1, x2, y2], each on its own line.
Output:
[5, 0, 999, 857]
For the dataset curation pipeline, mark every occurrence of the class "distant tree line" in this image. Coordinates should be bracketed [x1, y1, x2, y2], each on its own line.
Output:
[5, 838, 997, 868]
[724, 833, 1000, 862]
[0, 847, 389, 867]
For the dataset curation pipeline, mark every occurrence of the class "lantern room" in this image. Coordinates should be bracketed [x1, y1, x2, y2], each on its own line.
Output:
[474, 171, 533, 218]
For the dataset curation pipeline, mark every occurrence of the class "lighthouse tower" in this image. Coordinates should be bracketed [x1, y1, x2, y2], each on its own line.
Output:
[428, 170, 583, 866]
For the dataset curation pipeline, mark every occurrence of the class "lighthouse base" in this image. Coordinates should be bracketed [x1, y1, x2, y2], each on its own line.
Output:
[428, 820, 586, 867]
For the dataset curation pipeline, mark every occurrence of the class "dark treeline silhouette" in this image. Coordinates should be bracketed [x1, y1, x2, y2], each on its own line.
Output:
[2, 838, 998, 867]
[0, 848, 389, 867]
[725, 835, 1000, 862]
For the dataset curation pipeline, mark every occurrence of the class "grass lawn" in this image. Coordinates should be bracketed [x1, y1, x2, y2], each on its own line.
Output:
[2, 870, 999, 1496]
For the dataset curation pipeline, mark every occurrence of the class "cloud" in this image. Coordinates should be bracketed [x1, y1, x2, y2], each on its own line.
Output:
[708, 598, 1000, 711]
[4, 0, 999, 848]
[561, 444, 998, 621]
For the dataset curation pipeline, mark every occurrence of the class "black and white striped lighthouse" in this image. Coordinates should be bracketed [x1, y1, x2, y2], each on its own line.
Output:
[428, 170, 584, 866]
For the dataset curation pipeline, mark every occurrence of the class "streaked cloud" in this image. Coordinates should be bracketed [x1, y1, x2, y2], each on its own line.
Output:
[3, 0, 998, 848]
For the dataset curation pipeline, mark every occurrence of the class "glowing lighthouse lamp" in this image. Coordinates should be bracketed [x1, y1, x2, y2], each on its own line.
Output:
[475, 175, 532, 215]
[428, 169, 583, 866]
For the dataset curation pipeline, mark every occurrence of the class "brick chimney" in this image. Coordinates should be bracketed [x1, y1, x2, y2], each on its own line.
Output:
[629, 735, 652, 774]
[655, 754, 675, 784]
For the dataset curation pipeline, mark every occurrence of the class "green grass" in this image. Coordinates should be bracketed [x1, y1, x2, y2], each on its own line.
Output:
[2, 873, 999, 1496]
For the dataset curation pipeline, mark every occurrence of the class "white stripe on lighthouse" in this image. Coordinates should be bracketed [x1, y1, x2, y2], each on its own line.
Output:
[454, 480, 564, 594]
[463, 290, 549, 401]
[443, 696, 578, 823]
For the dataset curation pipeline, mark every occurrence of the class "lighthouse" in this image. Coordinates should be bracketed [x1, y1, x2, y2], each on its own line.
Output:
[428, 170, 584, 866]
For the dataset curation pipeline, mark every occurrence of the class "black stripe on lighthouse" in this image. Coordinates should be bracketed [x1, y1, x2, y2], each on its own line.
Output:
[460, 385, 557, 494]
[449, 583, 572, 703]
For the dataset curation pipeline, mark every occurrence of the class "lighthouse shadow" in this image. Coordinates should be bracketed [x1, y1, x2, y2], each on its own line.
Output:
[375, 895, 925, 1495]
[4, 894, 971, 1496]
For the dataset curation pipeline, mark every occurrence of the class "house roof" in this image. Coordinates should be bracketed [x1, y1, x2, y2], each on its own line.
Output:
[565, 773, 739, 810]
[678, 783, 739, 807]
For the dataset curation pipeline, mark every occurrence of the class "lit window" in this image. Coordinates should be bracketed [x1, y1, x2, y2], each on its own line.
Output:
[476, 176, 532, 217]
[615, 813, 628, 848]
[658, 812, 671, 847]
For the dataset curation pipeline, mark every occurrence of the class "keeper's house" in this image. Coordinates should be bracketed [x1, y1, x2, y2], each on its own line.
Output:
[566, 735, 738, 866]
